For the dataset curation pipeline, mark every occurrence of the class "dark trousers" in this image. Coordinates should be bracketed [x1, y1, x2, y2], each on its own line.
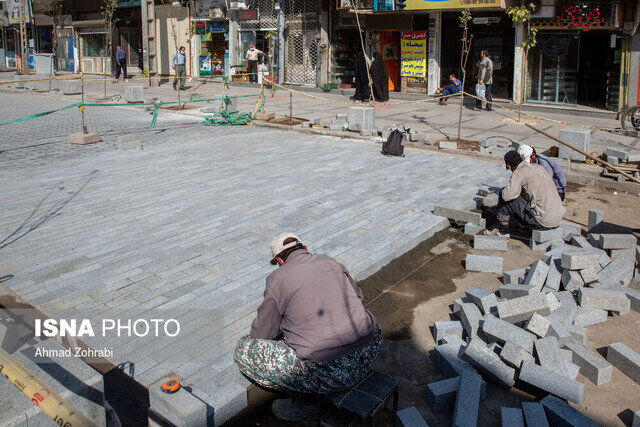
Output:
[496, 194, 547, 231]
[247, 60, 258, 83]
[173, 64, 186, 89]
[115, 60, 127, 80]
[476, 83, 492, 110]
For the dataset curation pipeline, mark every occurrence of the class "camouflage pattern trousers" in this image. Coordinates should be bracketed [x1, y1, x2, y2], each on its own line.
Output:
[234, 327, 382, 394]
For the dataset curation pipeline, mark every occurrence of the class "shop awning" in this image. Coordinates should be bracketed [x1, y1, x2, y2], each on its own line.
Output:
[71, 19, 107, 27]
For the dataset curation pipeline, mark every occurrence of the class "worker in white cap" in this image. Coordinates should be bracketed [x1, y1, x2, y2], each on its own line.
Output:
[518, 144, 567, 201]
[234, 232, 381, 421]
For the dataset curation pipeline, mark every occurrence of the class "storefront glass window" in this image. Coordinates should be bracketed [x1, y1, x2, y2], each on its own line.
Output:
[82, 33, 107, 57]
[37, 27, 53, 53]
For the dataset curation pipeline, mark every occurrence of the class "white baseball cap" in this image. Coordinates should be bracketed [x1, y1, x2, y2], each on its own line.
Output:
[270, 232, 301, 264]
[518, 144, 534, 163]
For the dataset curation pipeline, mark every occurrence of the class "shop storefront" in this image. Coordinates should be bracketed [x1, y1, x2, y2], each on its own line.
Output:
[196, 20, 229, 77]
[331, 12, 359, 88]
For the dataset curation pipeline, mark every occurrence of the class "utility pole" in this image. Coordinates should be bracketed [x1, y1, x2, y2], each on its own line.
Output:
[19, 0, 29, 75]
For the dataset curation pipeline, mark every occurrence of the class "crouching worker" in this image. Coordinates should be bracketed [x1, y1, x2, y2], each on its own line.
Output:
[486, 150, 565, 238]
[517, 144, 567, 201]
[234, 233, 381, 420]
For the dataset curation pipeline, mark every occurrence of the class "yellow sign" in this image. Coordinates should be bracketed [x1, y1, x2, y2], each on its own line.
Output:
[401, 32, 426, 78]
[404, 0, 504, 11]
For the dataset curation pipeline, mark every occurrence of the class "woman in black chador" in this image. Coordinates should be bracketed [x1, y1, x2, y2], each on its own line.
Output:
[370, 51, 389, 102]
[352, 51, 371, 102]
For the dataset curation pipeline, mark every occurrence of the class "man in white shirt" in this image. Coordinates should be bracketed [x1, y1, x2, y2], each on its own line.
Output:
[246, 43, 262, 83]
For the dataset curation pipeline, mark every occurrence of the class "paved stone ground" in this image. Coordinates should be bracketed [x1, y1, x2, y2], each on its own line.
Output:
[0, 89, 510, 423]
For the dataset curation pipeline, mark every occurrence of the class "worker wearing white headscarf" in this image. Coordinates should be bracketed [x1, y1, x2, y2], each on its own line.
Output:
[518, 144, 567, 201]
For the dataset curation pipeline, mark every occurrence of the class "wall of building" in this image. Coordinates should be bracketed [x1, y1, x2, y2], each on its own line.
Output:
[155, 4, 191, 76]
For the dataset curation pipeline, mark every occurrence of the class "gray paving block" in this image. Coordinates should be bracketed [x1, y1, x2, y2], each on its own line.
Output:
[63, 79, 81, 95]
[473, 235, 507, 251]
[396, 406, 428, 427]
[530, 239, 564, 252]
[598, 234, 638, 249]
[496, 293, 551, 323]
[433, 320, 464, 344]
[559, 128, 590, 161]
[433, 343, 473, 378]
[566, 361, 581, 379]
[587, 209, 603, 233]
[347, 106, 375, 131]
[623, 286, 640, 312]
[543, 258, 562, 292]
[545, 317, 573, 345]
[607, 342, 640, 384]
[503, 268, 527, 285]
[461, 338, 517, 389]
[125, 86, 144, 103]
[425, 376, 486, 413]
[458, 302, 483, 338]
[597, 256, 635, 287]
[610, 247, 636, 261]
[573, 307, 608, 327]
[465, 254, 503, 274]
[519, 361, 585, 404]
[542, 245, 575, 263]
[433, 206, 482, 224]
[525, 313, 551, 337]
[633, 409, 639, 427]
[561, 269, 584, 292]
[452, 297, 471, 315]
[499, 284, 536, 299]
[464, 219, 486, 235]
[547, 291, 578, 326]
[439, 140, 458, 150]
[579, 266, 598, 284]
[501, 407, 525, 427]
[523, 260, 550, 290]
[465, 286, 498, 315]
[521, 402, 550, 427]
[578, 287, 630, 314]
[607, 147, 629, 160]
[532, 228, 564, 243]
[482, 314, 536, 353]
[566, 325, 588, 345]
[559, 222, 581, 242]
[452, 368, 483, 427]
[562, 339, 612, 385]
[540, 395, 597, 427]
[561, 251, 600, 270]
[499, 340, 535, 368]
[535, 336, 569, 376]
[482, 193, 499, 208]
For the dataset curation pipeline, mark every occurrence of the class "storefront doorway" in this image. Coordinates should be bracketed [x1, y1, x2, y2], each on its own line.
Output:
[239, 29, 278, 79]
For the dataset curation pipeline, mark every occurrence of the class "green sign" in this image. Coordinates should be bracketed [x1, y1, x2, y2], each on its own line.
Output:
[117, 0, 142, 8]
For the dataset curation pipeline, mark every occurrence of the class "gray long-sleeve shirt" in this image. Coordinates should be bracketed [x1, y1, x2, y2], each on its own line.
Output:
[502, 162, 566, 228]
[534, 154, 567, 195]
[171, 51, 186, 67]
[478, 56, 493, 85]
[250, 249, 378, 363]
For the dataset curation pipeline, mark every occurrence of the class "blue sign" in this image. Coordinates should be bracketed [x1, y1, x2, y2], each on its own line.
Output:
[210, 21, 225, 33]
[373, 0, 394, 11]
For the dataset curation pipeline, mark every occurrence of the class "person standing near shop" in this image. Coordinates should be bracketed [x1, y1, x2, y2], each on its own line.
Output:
[115, 45, 128, 81]
[475, 50, 493, 111]
[171, 46, 187, 90]
[246, 44, 262, 83]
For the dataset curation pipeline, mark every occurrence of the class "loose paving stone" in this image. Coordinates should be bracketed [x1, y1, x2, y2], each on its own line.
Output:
[607, 147, 630, 160]
[465, 254, 503, 274]
[562, 269, 584, 292]
[543, 258, 562, 292]
[425, 376, 486, 413]
[532, 228, 564, 243]
[433, 206, 482, 224]
[465, 286, 498, 315]
[434, 343, 473, 378]
[562, 339, 612, 385]
[503, 268, 527, 284]
[499, 284, 536, 299]
[501, 407, 525, 427]
[610, 247, 636, 261]
[633, 410, 640, 427]
[579, 266, 598, 284]
[452, 368, 483, 426]
[607, 342, 640, 384]
[473, 235, 507, 251]
[559, 128, 590, 161]
[597, 256, 635, 287]
[623, 287, 640, 312]
[561, 251, 600, 270]
[462, 338, 516, 389]
[578, 288, 630, 314]
[535, 336, 568, 376]
[566, 325, 588, 346]
[482, 314, 536, 353]
[464, 219, 486, 235]
[573, 307, 608, 327]
[458, 302, 483, 338]
[433, 320, 464, 344]
[540, 395, 597, 426]
[598, 234, 638, 249]
[523, 260, 550, 290]
[518, 361, 584, 404]
[496, 293, 552, 323]
[525, 313, 551, 338]
[521, 402, 549, 427]
[499, 341, 535, 369]
[439, 140, 458, 150]
[546, 291, 578, 326]
[587, 209, 604, 233]
[396, 406, 428, 427]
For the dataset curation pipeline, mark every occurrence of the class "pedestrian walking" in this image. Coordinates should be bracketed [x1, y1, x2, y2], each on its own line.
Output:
[115, 45, 128, 81]
[475, 50, 493, 111]
[370, 51, 389, 102]
[246, 44, 262, 83]
[171, 46, 187, 90]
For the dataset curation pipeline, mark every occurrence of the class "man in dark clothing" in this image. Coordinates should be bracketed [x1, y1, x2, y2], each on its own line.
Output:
[246, 44, 262, 83]
[115, 45, 127, 81]
[438, 73, 461, 105]
[370, 51, 389, 102]
[475, 50, 493, 111]
[234, 233, 381, 420]
[352, 51, 371, 102]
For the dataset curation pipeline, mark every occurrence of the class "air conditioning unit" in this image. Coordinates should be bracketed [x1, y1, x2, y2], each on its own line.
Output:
[210, 8, 225, 18]
[229, 2, 247, 9]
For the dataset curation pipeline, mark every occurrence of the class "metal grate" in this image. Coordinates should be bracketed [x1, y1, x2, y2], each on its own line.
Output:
[283, 0, 319, 85]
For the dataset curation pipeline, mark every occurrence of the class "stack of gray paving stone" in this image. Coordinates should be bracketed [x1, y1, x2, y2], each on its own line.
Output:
[426, 208, 639, 423]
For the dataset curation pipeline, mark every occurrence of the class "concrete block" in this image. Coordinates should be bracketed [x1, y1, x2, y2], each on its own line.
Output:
[559, 128, 590, 161]
[482, 193, 499, 207]
[535, 336, 568, 376]
[607, 342, 640, 384]
[329, 124, 343, 131]
[623, 286, 640, 312]
[496, 293, 551, 323]
[452, 297, 471, 315]
[579, 266, 598, 284]
[532, 228, 564, 243]
[566, 361, 581, 379]
[433, 343, 473, 378]
[546, 291, 578, 326]
[409, 132, 429, 142]
[545, 292, 561, 312]
[543, 258, 562, 292]
[542, 245, 575, 263]
[525, 313, 551, 337]
[561, 251, 600, 270]
[566, 325, 588, 345]
[462, 338, 517, 389]
[12, 74, 27, 88]
[347, 106, 375, 131]
[608, 156, 620, 165]
[62, 79, 81, 95]
[465, 286, 498, 315]
[540, 395, 597, 427]
[68, 132, 101, 145]
[458, 302, 483, 338]
[521, 402, 550, 427]
[610, 247, 636, 261]
[396, 406, 428, 427]
[452, 368, 483, 426]
[562, 339, 612, 385]
[499, 340, 535, 368]
[473, 235, 507, 251]
[441, 335, 466, 346]
[341, 123, 349, 131]
[481, 314, 535, 353]
[561, 269, 584, 292]
[464, 219, 486, 235]
[561, 349, 573, 362]
[501, 407, 525, 427]
[598, 234, 637, 249]
[439, 140, 458, 150]
[530, 239, 564, 252]
[578, 287, 630, 314]
[607, 147, 629, 160]
[573, 307, 607, 327]
[559, 222, 581, 241]
[587, 209, 603, 234]
[523, 260, 550, 290]
[425, 376, 486, 413]
[124, 85, 144, 103]
[465, 254, 503, 274]
[150, 376, 208, 426]
[499, 284, 536, 299]
[433, 320, 464, 344]
[518, 361, 584, 404]
[545, 318, 573, 345]
[433, 206, 482, 224]
[503, 268, 527, 285]
[597, 256, 635, 287]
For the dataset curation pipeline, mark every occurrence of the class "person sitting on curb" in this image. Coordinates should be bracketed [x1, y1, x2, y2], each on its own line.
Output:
[234, 233, 381, 421]
[485, 150, 566, 238]
[437, 73, 462, 105]
[518, 144, 567, 201]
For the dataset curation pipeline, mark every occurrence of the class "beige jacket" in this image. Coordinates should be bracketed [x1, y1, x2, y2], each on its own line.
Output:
[502, 162, 565, 228]
[478, 56, 493, 85]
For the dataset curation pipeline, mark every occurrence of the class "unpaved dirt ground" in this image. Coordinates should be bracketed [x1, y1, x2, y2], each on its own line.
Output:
[231, 182, 640, 426]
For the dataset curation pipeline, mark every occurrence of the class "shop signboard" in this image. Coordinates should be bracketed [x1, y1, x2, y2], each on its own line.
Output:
[373, 0, 394, 11]
[210, 21, 225, 33]
[117, 0, 141, 8]
[6, 0, 32, 24]
[238, 9, 258, 20]
[400, 31, 426, 78]
[404, 0, 504, 11]
[195, 21, 206, 35]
